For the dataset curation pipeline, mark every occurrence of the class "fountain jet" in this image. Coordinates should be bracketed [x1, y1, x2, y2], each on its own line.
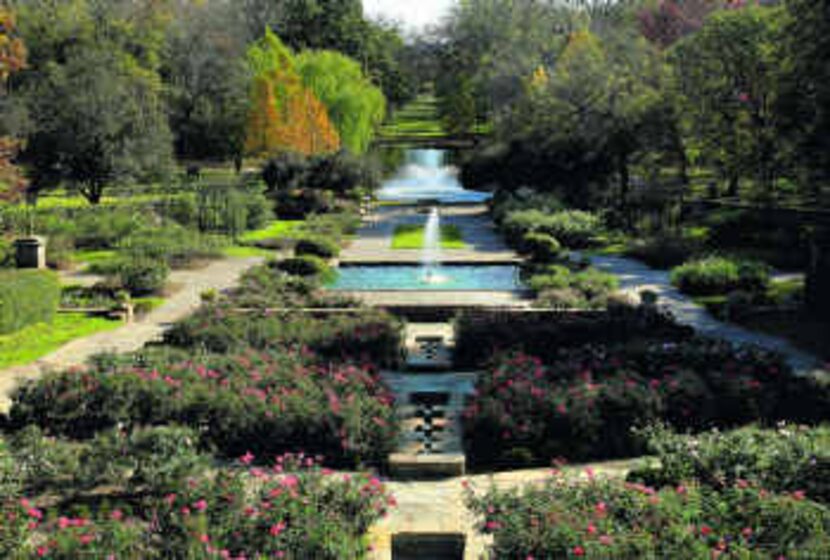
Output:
[422, 207, 445, 284]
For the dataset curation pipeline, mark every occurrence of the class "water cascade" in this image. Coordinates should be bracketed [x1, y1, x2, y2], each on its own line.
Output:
[422, 207, 444, 283]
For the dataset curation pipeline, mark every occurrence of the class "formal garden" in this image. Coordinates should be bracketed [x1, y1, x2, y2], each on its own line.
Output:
[1, 1, 829, 559]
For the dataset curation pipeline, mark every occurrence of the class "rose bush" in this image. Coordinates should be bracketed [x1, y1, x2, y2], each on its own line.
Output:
[467, 472, 830, 559]
[463, 340, 829, 467]
[2, 454, 392, 559]
[7, 349, 398, 467]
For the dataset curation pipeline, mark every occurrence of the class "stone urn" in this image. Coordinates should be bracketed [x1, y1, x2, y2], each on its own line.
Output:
[14, 236, 47, 269]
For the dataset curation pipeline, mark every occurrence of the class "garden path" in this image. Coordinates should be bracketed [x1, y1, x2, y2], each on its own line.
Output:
[0, 256, 263, 413]
[579, 252, 823, 375]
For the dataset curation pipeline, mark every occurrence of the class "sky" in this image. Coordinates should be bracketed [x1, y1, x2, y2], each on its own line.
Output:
[363, 0, 456, 33]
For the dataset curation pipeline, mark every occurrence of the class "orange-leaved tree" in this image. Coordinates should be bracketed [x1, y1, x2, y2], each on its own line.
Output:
[0, 7, 27, 202]
[244, 29, 339, 157]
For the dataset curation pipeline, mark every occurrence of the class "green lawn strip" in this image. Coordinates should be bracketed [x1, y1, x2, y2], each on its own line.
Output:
[391, 224, 467, 249]
[71, 249, 119, 266]
[0, 313, 121, 369]
[222, 245, 278, 259]
[238, 220, 303, 244]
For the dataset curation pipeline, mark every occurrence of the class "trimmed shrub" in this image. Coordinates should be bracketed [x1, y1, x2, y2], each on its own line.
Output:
[521, 232, 561, 263]
[0, 270, 60, 334]
[114, 258, 169, 296]
[627, 234, 700, 269]
[671, 257, 771, 296]
[527, 265, 618, 309]
[163, 307, 403, 367]
[274, 255, 334, 281]
[503, 209, 601, 249]
[294, 236, 340, 259]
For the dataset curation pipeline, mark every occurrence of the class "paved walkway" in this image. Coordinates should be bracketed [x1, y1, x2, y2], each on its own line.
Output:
[341, 205, 520, 264]
[580, 253, 823, 375]
[0, 257, 263, 412]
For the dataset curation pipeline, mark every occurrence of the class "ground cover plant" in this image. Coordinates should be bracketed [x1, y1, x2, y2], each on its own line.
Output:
[462, 340, 829, 469]
[525, 263, 619, 310]
[391, 223, 466, 249]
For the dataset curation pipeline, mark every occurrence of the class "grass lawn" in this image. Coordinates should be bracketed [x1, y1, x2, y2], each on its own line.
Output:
[391, 224, 467, 249]
[380, 95, 446, 139]
[0, 313, 121, 369]
[72, 249, 119, 266]
[222, 245, 278, 258]
[238, 220, 303, 244]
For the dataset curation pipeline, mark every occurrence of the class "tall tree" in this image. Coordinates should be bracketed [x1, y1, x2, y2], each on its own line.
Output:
[672, 6, 783, 198]
[23, 48, 173, 204]
[244, 29, 339, 157]
[296, 50, 385, 153]
[164, 1, 249, 162]
[779, 0, 830, 196]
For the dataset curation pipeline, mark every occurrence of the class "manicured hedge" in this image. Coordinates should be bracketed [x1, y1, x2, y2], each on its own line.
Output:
[0, 270, 61, 335]
[453, 307, 692, 368]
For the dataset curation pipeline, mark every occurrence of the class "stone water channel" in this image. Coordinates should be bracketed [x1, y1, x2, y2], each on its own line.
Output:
[329, 148, 531, 559]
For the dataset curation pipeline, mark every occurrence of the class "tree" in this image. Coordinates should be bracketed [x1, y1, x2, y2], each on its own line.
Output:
[672, 6, 783, 198]
[244, 29, 340, 157]
[22, 48, 173, 204]
[0, 7, 27, 202]
[779, 0, 830, 197]
[637, 0, 722, 49]
[296, 50, 385, 153]
[163, 1, 249, 162]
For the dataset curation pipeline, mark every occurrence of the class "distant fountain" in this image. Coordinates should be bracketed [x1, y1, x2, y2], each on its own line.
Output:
[422, 207, 445, 284]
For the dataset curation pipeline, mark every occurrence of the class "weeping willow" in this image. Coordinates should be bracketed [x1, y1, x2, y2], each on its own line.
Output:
[296, 50, 386, 154]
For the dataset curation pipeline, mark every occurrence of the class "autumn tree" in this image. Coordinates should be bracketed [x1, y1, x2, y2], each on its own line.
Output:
[637, 0, 722, 48]
[0, 7, 27, 203]
[244, 29, 339, 157]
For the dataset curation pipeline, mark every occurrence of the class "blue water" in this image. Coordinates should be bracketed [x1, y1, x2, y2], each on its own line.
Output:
[378, 148, 491, 204]
[328, 265, 523, 291]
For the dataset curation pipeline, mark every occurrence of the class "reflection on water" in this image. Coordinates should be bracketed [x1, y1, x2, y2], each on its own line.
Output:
[329, 265, 522, 291]
[377, 148, 491, 203]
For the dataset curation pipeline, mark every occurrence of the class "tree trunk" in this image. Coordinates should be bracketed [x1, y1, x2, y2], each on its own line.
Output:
[727, 173, 739, 198]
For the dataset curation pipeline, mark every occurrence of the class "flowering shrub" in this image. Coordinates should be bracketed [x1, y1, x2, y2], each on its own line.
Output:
[463, 341, 829, 467]
[164, 306, 402, 367]
[2, 455, 392, 559]
[8, 349, 398, 467]
[467, 472, 830, 559]
[630, 424, 830, 504]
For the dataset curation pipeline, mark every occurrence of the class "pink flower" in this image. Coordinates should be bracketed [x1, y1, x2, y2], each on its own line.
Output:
[700, 524, 713, 537]
[199, 534, 210, 544]
[599, 535, 613, 546]
[110, 509, 124, 521]
[270, 521, 287, 536]
[164, 493, 177, 506]
[792, 490, 806, 501]
[594, 501, 607, 516]
[58, 516, 71, 530]
[78, 534, 94, 546]
[484, 520, 501, 531]
[36, 546, 48, 557]
[573, 545, 586, 556]
[240, 451, 256, 465]
[194, 499, 208, 512]
[676, 485, 687, 495]
[742, 527, 753, 539]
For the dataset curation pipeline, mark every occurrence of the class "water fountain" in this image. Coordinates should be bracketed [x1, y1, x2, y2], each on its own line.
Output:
[421, 207, 444, 284]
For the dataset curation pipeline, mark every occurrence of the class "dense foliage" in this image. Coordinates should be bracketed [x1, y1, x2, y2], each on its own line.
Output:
[671, 256, 770, 296]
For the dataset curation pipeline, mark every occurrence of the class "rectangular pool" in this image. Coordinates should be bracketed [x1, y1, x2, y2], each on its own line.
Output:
[328, 265, 523, 291]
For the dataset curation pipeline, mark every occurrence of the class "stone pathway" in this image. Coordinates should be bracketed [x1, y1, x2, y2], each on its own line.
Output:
[0, 257, 263, 412]
[341, 205, 520, 264]
[580, 253, 823, 375]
